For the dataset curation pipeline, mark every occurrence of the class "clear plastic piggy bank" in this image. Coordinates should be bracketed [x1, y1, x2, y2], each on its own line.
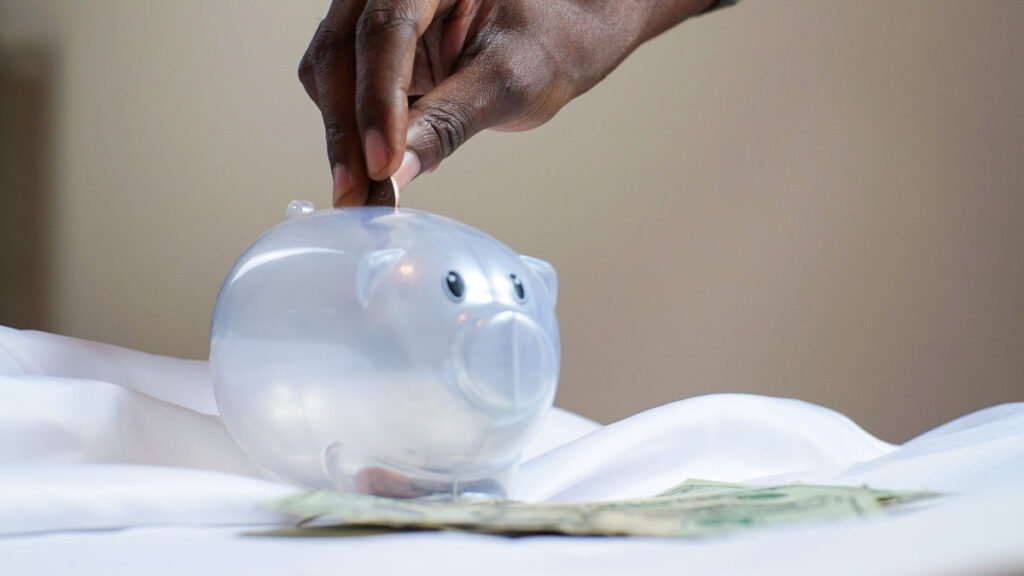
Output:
[210, 202, 560, 500]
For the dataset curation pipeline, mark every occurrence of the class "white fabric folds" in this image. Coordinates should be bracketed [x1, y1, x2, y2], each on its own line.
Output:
[1, 325, 1023, 576]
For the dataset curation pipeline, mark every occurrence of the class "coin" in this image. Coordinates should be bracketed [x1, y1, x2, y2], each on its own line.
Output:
[366, 176, 400, 210]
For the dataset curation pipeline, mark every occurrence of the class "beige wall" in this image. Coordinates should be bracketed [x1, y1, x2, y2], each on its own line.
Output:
[2, 1, 1021, 442]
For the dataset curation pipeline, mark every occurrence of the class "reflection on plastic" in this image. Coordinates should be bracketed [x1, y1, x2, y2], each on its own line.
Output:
[210, 204, 560, 500]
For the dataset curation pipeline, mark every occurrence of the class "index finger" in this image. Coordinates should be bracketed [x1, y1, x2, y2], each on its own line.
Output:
[354, 0, 440, 180]
[303, 0, 371, 207]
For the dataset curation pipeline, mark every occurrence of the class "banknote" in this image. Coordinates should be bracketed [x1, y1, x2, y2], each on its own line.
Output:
[261, 479, 938, 538]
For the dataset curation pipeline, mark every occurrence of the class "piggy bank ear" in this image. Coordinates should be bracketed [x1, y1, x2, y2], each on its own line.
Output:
[357, 248, 405, 306]
[520, 255, 558, 307]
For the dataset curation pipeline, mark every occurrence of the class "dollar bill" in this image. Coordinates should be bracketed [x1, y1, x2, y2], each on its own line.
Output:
[259, 479, 938, 538]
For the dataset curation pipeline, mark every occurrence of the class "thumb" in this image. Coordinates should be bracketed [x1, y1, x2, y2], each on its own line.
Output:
[398, 60, 523, 187]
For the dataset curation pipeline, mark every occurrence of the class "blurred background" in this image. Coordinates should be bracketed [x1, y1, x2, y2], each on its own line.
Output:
[1, 0, 1021, 442]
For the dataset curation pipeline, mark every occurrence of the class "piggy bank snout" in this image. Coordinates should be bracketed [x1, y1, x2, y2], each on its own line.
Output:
[455, 309, 556, 415]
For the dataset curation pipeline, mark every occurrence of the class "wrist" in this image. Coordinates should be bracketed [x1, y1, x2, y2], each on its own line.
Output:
[527, 0, 721, 110]
[635, 0, 721, 43]
[591, 0, 720, 68]
[553, 1, 669, 95]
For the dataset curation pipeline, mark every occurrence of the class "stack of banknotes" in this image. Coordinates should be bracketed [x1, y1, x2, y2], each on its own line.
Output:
[263, 479, 937, 538]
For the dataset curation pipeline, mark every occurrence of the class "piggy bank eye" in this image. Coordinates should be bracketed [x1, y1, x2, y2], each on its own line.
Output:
[510, 274, 526, 303]
[444, 271, 465, 302]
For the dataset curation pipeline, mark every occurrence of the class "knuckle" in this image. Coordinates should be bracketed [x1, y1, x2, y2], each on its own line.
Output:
[323, 119, 349, 147]
[308, 21, 351, 64]
[420, 106, 469, 160]
[297, 54, 315, 84]
[357, 3, 419, 42]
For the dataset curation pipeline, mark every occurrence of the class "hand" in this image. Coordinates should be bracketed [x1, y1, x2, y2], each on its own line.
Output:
[299, 0, 716, 206]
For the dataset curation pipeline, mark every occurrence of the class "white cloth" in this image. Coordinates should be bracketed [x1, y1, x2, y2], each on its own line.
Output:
[1, 326, 1022, 576]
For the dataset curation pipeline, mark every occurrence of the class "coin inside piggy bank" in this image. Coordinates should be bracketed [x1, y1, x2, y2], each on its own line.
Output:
[210, 202, 560, 500]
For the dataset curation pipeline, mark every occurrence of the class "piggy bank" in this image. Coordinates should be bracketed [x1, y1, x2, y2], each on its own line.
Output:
[210, 202, 559, 500]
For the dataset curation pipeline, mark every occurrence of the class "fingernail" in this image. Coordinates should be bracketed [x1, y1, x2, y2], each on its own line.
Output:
[332, 164, 352, 206]
[364, 129, 389, 176]
[394, 151, 421, 191]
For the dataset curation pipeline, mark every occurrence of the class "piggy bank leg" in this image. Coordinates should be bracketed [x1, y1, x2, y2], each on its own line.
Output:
[322, 441, 516, 501]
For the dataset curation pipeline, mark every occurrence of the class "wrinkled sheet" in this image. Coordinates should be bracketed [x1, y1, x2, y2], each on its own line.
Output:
[1, 326, 1022, 576]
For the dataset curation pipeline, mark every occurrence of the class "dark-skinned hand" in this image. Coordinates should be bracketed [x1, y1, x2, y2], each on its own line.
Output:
[299, 0, 717, 207]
